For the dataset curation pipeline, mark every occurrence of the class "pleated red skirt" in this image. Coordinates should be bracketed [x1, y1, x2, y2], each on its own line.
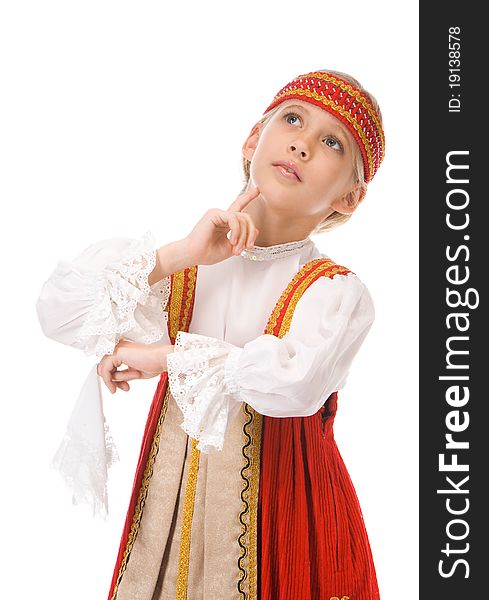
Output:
[258, 393, 381, 600]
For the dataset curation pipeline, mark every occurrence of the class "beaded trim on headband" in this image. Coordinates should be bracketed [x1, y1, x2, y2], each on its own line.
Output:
[262, 71, 385, 182]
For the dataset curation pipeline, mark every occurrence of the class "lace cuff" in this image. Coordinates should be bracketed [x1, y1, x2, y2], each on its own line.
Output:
[166, 331, 243, 452]
[73, 231, 171, 359]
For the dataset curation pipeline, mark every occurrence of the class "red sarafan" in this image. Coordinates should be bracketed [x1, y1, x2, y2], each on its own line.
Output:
[259, 391, 380, 600]
[106, 260, 381, 600]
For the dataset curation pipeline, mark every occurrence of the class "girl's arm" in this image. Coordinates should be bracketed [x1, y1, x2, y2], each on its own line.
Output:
[165, 273, 375, 453]
[36, 231, 174, 358]
[148, 238, 196, 285]
[36, 187, 261, 359]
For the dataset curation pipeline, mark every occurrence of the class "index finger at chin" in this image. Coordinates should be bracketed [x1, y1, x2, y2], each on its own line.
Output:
[228, 188, 259, 212]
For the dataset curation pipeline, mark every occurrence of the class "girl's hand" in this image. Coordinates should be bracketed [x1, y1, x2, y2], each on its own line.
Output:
[183, 186, 261, 266]
[97, 340, 174, 394]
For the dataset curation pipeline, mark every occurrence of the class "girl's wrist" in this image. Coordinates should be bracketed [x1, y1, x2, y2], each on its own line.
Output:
[149, 239, 195, 286]
[158, 344, 174, 372]
[159, 239, 196, 277]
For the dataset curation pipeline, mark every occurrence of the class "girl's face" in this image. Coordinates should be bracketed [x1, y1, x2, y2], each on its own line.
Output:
[242, 99, 364, 223]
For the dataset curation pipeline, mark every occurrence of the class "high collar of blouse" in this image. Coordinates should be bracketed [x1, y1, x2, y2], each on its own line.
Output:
[239, 236, 314, 261]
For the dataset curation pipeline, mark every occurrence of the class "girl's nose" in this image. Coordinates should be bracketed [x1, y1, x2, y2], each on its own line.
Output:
[288, 141, 309, 159]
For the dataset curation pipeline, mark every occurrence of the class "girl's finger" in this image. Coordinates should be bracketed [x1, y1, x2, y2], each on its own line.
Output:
[227, 213, 246, 255]
[227, 211, 240, 246]
[112, 368, 142, 382]
[99, 353, 124, 393]
[227, 186, 260, 213]
[114, 381, 130, 392]
[248, 226, 259, 248]
[105, 379, 116, 394]
[234, 213, 250, 253]
[98, 358, 117, 393]
[241, 212, 259, 249]
[107, 377, 116, 394]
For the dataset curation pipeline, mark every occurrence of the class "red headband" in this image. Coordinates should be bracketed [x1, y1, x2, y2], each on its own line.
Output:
[262, 71, 385, 182]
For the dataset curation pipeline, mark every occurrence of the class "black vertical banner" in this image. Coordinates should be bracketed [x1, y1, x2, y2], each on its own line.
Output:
[420, 5, 485, 598]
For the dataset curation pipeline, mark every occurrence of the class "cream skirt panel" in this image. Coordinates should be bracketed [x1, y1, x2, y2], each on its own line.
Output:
[115, 391, 249, 600]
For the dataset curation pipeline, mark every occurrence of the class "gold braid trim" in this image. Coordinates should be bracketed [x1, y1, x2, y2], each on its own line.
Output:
[172, 265, 201, 599]
[175, 438, 201, 599]
[168, 267, 198, 339]
[266, 259, 336, 337]
[109, 385, 171, 600]
[278, 262, 351, 338]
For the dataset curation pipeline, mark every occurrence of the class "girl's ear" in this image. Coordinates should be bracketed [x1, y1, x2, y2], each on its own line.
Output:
[242, 123, 262, 161]
[331, 182, 367, 215]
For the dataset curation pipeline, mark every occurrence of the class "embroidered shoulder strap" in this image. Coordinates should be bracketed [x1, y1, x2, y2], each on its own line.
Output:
[266, 258, 352, 338]
[167, 266, 199, 343]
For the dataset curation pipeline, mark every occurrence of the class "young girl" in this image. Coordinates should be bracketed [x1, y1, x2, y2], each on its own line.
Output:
[36, 69, 385, 600]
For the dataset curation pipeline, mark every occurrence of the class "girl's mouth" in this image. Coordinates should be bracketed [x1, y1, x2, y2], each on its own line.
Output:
[274, 165, 301, 182]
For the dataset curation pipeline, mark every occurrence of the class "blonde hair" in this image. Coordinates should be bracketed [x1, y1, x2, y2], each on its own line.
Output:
[240, 69, 383, 235]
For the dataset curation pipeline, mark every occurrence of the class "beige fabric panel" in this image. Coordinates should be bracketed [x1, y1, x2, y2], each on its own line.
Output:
[115, 395, 250, 600]
[188, 404, 248, 600]
[115, 393, 188, 599]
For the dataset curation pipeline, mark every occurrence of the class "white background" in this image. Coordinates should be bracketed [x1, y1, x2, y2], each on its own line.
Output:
[0, 1, 418, 598]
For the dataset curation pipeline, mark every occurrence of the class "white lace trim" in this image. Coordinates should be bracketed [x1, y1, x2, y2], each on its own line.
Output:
[73, 231, 171, 359]
[240, 236, 313, 261]
[223, 346, 242, 396]
[51, 364, 119, 520]
[166, 331, 243, 452]
[52, 419, 119, 519]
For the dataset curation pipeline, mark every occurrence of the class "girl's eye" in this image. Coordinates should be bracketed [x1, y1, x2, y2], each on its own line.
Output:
[323, 136, 343, 152]
[284, 112, 343, 152]
[284, 111, 301, 126]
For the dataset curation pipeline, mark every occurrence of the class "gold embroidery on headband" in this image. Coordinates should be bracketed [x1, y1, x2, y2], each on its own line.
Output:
[303, 71, 384, 148]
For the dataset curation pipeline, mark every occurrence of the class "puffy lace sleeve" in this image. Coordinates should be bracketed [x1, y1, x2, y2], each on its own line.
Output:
[35, 230, 171, 358]
[166, 272, 375, 453]
[36, 230, 171, 519]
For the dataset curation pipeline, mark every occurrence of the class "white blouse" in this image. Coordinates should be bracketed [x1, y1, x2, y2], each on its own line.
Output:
[36, 230, 374, 517]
